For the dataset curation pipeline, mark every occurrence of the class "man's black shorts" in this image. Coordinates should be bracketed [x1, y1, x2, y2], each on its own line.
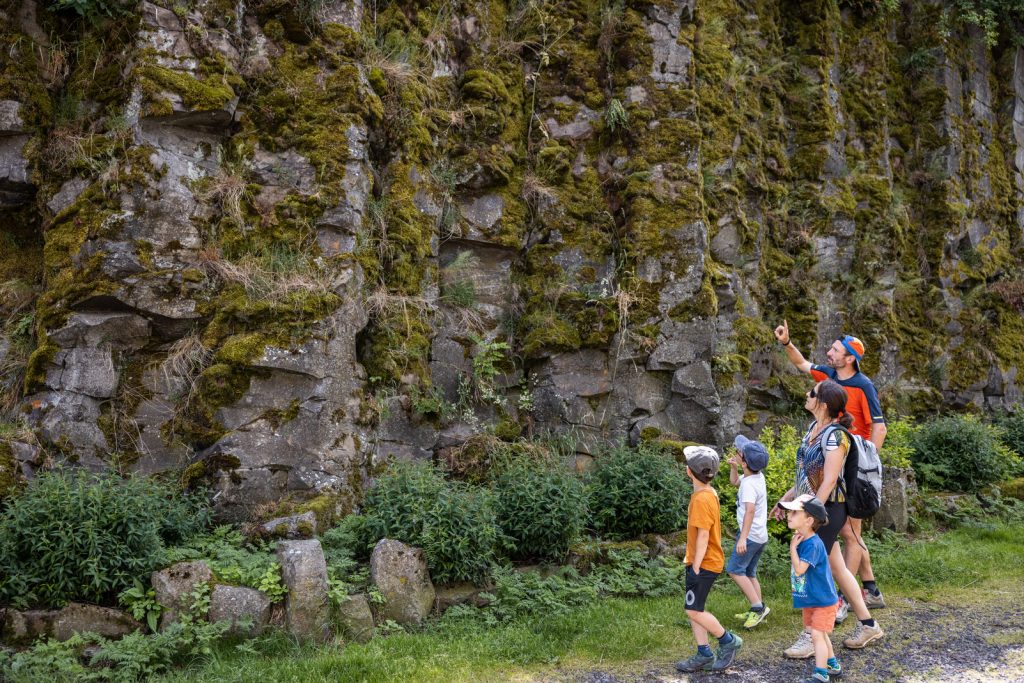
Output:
[685, 566, 720, 612]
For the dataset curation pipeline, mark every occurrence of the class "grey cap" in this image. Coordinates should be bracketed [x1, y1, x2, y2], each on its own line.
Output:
[780, 493, 829, 524]
[734, 434, 770, 473]
[683, 445, 720, 479]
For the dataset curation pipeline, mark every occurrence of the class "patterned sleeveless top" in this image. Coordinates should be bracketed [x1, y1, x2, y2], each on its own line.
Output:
[795, 421, 850, 503]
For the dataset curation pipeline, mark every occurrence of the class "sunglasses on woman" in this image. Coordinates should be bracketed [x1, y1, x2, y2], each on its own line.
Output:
[807, 388, 817, 398]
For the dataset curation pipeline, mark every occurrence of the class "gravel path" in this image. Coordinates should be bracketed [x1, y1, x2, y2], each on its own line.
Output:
[532, 589, 1024, 683]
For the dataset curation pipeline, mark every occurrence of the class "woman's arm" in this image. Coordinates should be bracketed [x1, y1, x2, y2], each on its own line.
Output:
[816, 442, 848, 502]
[771, 486, 797, 521]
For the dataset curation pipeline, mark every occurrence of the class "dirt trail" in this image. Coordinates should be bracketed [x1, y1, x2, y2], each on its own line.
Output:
[534, 590, 1024, 683]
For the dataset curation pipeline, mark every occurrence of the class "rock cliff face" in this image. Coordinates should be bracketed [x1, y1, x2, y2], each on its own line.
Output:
[1, 0, 1023, 518]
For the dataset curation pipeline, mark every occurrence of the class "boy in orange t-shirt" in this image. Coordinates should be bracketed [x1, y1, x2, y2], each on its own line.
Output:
[676, 446, 743, 673]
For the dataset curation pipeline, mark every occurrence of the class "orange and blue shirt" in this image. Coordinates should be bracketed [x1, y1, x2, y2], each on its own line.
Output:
[809, 365, 885, 440]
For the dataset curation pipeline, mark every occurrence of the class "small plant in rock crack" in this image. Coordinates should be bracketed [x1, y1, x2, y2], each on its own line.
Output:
[119, 579, 163, 632]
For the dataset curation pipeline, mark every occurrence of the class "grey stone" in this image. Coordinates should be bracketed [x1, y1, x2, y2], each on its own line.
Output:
[0, 100, 24, 134]
[370, 539, 435, 626]
[872, 466, 918, 533]
[647, 1, 693, 84]
[262, 511, 318, 539]
[545, 103, 599, 140]
[48, 348, 118, 398]
[277, 540, 330, 642]
[335, 594, 374, 643]
[1, 609, 57, 646]
[670, 361, 720, 410]
[46, 177, 90, 215]
[459, 194, 504, 233]
[49, 312, 150, 350]
[434, 583, 492, 613]
[152, 561, 213, 628]
[209, 585, 272, 637]
[51, 603, 143, 642]
[251, 146, 318, 194]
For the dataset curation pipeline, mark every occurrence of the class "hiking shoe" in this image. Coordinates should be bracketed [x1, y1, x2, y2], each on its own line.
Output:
[743, 606, 771, 629]
[863, 588, 886, 609]
[675, 652, 716, 672]
[834, 597, 849, 624]
[784, 629, 815, 659]
[803, 674, 829, 683]
[734, 610, 752, 621]
[843, 621, 884, 649]
[828, 660, 843, 677]
[711, 632, 743, 671]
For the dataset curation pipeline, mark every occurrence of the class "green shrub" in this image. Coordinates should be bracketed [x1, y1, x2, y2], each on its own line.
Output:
[879, 418, 915, 468]
[588, 443, 690, 539]
[338, 462, 500, 585]
[994, 409, 1024, 467]
[163, 526, 285, 602]
[492, 459, 587, 562]
[910, 414, 1013, 492]
[420, 483, 499, 584]
[0, 470, 209, 608]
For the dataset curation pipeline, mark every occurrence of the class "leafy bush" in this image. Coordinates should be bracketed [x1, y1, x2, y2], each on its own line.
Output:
[910, 414, 1014, 492]
[588, 443, 690, 538]
[879, 418, 915, 468]
[337, 462, 500, 585]
[0, 605, 229, 682]
[420, 483, 499, 584]
[492, 459, 587, 562]
[0, 470, 209, 608]
[163, 526, 286, 602]
[995, 408, 1024, 460]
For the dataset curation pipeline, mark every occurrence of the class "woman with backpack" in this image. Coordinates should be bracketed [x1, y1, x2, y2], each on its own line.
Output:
[771, 379, 884, 660]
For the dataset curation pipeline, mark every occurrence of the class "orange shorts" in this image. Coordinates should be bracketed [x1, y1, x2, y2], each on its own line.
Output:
[802, 602, 838, 633]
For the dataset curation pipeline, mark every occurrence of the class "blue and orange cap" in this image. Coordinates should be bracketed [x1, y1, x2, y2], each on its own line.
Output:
[839, 335, 865, 369]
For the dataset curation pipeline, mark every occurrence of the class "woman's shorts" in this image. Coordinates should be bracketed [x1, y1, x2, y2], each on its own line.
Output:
[725, 539, 767, 578]
[818, 501, 847, 554]
[684, 566, 720, 613]
[802, 602, 839, 633]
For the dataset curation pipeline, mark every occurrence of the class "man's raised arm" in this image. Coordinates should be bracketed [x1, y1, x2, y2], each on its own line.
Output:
[773, 319, 812, 374]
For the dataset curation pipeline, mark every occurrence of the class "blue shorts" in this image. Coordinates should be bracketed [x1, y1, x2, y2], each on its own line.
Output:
[725, 539, 767, 578]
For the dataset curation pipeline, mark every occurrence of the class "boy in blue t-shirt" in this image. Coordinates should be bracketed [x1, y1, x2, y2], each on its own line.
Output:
[781, 494, 842, 683]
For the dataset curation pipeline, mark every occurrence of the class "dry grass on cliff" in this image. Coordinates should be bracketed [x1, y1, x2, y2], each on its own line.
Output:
[199, 247, 341, 302]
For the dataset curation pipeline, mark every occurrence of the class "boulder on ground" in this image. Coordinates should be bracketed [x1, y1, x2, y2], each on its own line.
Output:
[335, 593, 374, 643]
[151, 560, 212, 628]
[209, 585, 272, 637]
[261, 511, 317, 539]
[872, 466, 918, 533]
[52, 603, 143, 641]
[369, 539, 435, 626]
[276, 539, 329, 642]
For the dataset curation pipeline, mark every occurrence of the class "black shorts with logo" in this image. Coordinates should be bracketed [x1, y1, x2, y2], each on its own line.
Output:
[685, 565, 720, 612]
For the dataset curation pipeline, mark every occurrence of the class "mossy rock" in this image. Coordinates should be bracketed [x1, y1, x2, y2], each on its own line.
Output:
[1000, 477, 1024, 501]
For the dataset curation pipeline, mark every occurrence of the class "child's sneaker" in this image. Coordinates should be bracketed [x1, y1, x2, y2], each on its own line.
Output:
[783, 629, 815, 659]
[742, 605, 771, 629]
[734, 610, 752, 622]
[834, 597, 849, 624]
[675, 652, 716, 672]
[711, 632, 743, 671]
[803, 673, 829, 683]
[827, 660, 843, 677]
[862, 587, 886, 609]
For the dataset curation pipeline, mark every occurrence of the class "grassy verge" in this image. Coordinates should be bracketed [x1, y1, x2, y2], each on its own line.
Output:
[159, 523, 1024, 683]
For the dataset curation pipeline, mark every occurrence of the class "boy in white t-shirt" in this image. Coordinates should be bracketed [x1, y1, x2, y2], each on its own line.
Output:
[727, 434, 771, 629]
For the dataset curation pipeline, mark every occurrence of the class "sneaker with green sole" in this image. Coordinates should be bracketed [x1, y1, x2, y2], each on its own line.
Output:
[675, 652, 716, 672]
[734, 611, 752, 621]
[743, 606, 771, 629]
[711, 633, 743, 671]
[828, 660, 843, 677]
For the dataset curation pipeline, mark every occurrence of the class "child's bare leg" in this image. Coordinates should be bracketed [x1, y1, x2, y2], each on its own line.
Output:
[825, 633, 835, 660]
[687, 609, 725, 643]
[729, 573, 761, 606]
[750, 576, 763, 603]
[810, 628, 829, 670]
